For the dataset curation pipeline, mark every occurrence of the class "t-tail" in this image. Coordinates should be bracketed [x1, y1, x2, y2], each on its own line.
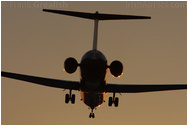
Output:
[43, 9, 151, 50]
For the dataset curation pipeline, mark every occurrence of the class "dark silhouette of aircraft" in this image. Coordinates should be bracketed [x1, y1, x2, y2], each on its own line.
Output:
[2, 9, 187, 118]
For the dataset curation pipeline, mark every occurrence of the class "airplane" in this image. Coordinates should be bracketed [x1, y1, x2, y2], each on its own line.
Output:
[1, 9, 187, 118]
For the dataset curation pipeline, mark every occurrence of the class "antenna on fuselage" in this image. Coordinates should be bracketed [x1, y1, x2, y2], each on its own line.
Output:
[43, 9, 151, 50]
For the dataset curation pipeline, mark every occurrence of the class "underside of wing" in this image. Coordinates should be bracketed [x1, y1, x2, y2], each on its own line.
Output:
[1, 71, 80, 90]
[106, 84, 187, 93]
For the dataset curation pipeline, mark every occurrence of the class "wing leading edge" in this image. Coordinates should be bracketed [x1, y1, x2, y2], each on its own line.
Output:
[1, 71, 80, 90]
[106, 84, 187, 93]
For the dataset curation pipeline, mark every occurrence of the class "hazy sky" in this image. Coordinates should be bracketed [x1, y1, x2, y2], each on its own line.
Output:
[1, 1, 187, 125]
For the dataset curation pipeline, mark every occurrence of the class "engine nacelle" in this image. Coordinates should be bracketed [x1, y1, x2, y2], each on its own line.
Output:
[64, 57, 78, 74]
[109, 60, 123, 77]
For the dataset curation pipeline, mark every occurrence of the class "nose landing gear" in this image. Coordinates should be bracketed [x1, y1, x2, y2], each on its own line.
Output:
[108, 92, 119, 107]
[89, 109, 95, 118]
[65, 90, 75, 104]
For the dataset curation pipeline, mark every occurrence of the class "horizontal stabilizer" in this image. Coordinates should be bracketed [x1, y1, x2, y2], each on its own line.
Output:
[43, 9, 151, 20]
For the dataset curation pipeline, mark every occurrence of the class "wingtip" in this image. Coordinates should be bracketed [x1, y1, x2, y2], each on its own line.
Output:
[43, 9, 52, 12]
[43, 9, 47, 12]
[145, 16, 151, 19]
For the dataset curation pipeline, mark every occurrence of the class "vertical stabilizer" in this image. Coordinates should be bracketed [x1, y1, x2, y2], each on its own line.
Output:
[93, 13, 99, 50]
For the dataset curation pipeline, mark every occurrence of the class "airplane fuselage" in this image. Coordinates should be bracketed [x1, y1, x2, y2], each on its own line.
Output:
[80, 50, 107, 109]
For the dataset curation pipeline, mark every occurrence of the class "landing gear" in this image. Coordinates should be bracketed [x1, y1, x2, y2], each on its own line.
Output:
[108, 92, 119, 107]
[89, 109, 95, 118]
[65, 90, 75, 104]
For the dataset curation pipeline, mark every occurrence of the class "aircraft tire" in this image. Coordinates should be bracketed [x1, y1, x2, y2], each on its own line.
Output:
[92, 113, 95, 118]
[108, 97, 113, 106]
[65, 94, 69, 103]
[114, 97, 119, 107]
[89, 113, 92, 118]
[71, 94, 75, 104]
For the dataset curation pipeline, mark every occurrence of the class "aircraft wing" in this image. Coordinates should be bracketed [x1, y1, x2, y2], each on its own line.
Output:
[106, 84, 187, 93]
[1, 71, 80, 90]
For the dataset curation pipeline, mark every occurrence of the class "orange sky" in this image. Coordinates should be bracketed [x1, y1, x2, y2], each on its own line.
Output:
[1, 1, 187, 124]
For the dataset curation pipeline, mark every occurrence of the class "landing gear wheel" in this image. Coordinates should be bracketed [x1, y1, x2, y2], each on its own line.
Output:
[71, 94, 75, 104]
[108, 97, 113, 106]
[92, 113, 95, 118]
[89, 113, 92, 118]
[114, 97, 119, 107]
[65, 94, 69, 103]
[65, 90, 76, 104]
[89, 109, 95, 118]
[89, 113, 95, 118]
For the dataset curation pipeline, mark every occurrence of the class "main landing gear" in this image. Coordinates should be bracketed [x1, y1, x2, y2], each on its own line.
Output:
[65, 90, 75, 104]
[89, 109, 95, 118]
[108, 92, 119, 107]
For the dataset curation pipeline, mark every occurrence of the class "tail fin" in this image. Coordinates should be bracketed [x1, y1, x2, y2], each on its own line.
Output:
[43, 9, 151, 50]
[43, 9, 151, 20]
